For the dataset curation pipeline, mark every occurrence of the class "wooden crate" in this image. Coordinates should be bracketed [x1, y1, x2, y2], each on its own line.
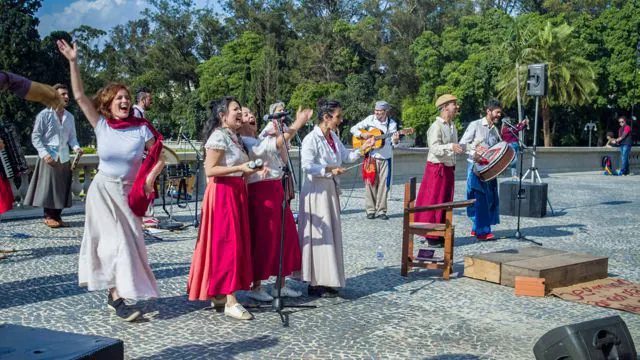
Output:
[501, 252, 608, 289]
[464, 247, 566, 283]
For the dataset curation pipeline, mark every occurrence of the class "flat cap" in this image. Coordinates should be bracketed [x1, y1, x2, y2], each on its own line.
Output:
[435, 94, 457, 108]
[375, 101, 390, 111]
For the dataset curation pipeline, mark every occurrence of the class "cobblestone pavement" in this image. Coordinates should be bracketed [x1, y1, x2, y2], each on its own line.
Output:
[1, 172, 639, 359]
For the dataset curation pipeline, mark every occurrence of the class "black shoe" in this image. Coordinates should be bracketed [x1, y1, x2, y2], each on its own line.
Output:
[307, 285, 325, 297]
[378, 214, 389, 220]
[108, 295, 142, 322]
[366, 213, 375, 219]
[321, 286, 339, 298]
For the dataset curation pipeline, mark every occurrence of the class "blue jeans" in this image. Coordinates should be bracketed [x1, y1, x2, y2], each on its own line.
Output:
[620, 144, 631, 175]
[508, 142, 520, 177]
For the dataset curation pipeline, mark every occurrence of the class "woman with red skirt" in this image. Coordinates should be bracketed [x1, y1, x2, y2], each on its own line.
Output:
[241, 109, 312, 301]
[187, 97, 259, 320]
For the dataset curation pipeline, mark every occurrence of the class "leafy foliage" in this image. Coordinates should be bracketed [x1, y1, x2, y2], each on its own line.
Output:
[1, 0, 639, 150]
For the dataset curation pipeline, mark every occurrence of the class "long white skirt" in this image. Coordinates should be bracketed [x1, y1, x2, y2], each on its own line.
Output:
[296, 177, 345, 288]
[78, 172, 159, 300]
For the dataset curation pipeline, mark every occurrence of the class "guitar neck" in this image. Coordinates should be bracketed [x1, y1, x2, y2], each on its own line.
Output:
[374, 131, 396, 140]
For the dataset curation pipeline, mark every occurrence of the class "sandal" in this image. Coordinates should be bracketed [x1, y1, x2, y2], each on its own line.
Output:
[224, 303, 253, 320]
[44, 218, 61, 228]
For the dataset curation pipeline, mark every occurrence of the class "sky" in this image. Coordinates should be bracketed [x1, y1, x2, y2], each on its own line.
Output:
[36, 0, 218, 37]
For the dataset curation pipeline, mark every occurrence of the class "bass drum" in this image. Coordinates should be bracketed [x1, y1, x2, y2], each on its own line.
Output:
[473, 141, 515, 181]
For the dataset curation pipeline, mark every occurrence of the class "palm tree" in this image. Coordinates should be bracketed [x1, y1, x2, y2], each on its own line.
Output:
[498, 22, 597, 146]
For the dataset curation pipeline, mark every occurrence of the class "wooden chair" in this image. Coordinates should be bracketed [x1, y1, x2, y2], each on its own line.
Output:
[401, 177, 475, 279]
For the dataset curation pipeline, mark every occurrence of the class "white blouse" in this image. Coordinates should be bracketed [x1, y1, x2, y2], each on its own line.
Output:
[242, 136, 282, 184]
[204, 128, 249, 177]
[300, 126, 361, 182]
[95, 116, 154, 180]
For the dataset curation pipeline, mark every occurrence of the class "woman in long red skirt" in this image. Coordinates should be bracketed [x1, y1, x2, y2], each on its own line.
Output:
[187, 97, 259, 320]
[241, 108, 312, 301]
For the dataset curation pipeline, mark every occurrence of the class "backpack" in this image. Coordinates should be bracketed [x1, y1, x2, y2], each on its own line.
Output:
[601, 155, 613, 175]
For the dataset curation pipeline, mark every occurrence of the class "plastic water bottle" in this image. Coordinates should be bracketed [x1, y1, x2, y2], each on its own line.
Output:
[375, 246, 384, 268]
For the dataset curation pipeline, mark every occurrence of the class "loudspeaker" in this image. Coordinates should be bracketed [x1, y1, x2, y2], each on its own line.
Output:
[533, 315, 637, 360]
[527, 63, 548, 96]
[0, 324, 123, 359]
[499, 181, 547, 218]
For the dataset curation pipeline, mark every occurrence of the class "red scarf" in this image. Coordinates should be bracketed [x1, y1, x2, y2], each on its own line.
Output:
[105, 116, 163, 217]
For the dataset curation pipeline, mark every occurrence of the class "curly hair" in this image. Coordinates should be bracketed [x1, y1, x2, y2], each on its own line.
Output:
[93, 83, 131, 119]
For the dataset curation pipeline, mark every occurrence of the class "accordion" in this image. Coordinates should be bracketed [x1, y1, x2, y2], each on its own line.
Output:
[0, 122, 29, 179]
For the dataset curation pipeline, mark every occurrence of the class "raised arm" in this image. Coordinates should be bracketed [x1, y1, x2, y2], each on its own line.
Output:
[57, 40, 100, 128]
[274, 108, 313, 150]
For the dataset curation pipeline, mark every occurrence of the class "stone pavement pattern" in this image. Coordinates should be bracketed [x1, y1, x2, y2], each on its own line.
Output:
[0, 172, 639, 359]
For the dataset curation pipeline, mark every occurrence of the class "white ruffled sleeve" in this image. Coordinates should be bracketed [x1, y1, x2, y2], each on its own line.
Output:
[204, 129, 228, 151]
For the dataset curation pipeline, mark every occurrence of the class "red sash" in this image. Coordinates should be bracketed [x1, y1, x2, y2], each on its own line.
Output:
[105, 116, 163, 217]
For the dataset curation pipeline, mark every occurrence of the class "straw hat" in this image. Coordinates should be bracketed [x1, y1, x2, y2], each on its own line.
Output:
[435, 94, 458, 108]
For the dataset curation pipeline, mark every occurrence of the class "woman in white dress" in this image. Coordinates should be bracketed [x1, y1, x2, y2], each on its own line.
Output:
[57, 40, 165, 322]
[297, 99, 373, 297]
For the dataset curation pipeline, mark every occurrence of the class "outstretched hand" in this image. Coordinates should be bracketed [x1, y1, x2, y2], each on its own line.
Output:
[57, 39, 77, 62]
[292, 107, 313, 130]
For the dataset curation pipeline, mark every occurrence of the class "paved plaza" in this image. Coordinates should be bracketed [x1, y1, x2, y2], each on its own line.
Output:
[0, 172, 639, 359]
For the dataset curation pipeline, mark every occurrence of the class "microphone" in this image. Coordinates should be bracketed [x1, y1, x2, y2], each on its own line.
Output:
[263, 111, 291, 121]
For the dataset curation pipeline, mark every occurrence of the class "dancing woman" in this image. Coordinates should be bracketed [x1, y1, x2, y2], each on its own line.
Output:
[57, 40, 165, 322]
[242, 108, 312, 302]
[187, 97, 259, 320]
[297, 99, 374, 297]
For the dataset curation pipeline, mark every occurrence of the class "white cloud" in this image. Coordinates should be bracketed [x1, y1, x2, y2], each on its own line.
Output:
[38, 0, 150, 37]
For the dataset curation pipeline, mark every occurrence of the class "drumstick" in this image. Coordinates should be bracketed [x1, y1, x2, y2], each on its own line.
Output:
[343, 162, 363, 171]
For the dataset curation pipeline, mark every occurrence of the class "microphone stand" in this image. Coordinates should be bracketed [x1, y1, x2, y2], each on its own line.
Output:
[181, 132, 202, 228]
[258, 118, 315, 326]
[501, 120, 541, 246]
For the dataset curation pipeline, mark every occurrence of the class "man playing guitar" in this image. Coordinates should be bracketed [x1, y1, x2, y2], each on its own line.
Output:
[350, 101, 401, 220]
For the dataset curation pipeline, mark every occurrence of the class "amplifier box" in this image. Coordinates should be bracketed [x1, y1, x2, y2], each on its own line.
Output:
[0, 324, 123, 360]
[499, 181, 547, 218]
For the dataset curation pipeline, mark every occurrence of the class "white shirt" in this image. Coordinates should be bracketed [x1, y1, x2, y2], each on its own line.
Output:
[204, 128, 249, 177]
[242, 136, 281, 184]
[459, 117, 502, 159]
[95, 117, 154, 180]
[132, 105, 145, 118]
[349, 115, 397, 160]
[31, 108, 81, 163]
[301, 126, 362, 182]
[426, 117, 458, 167]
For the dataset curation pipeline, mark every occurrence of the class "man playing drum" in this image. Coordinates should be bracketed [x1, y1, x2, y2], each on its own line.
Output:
[459, 99, 504, 241]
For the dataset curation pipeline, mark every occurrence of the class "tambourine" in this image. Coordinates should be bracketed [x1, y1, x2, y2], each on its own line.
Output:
[161, 145, 180, 165]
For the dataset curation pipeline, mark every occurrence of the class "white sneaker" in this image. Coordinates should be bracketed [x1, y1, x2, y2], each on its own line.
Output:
[224, 303, 253, 320]
[271, 286, 302, 298]
[246, 287, 274, 302]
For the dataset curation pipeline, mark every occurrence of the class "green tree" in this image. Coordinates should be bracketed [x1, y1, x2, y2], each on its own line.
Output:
[498, 22, 597, 146]
[0, 0, 44, 150]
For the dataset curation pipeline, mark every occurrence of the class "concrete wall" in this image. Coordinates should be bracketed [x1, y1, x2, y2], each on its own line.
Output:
[17, 146, 639, 196]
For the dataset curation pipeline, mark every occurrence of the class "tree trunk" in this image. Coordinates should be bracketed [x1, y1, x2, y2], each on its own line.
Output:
[542, 101, 553, 147]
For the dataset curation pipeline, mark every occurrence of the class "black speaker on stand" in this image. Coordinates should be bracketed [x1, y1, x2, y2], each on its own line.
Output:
[533, 315, 637, 360]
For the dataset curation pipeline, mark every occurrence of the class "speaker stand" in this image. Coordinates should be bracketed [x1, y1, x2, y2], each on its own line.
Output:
[520, 96, 555, 216]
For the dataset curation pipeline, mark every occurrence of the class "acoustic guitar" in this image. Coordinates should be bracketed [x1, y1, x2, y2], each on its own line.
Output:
[352, 127, 414, 154]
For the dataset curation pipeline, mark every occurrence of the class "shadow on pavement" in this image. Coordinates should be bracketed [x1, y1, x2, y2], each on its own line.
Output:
[134, 335, 279, 360]
[424, 355, 481, 360]
[0, 263, 189, 310]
